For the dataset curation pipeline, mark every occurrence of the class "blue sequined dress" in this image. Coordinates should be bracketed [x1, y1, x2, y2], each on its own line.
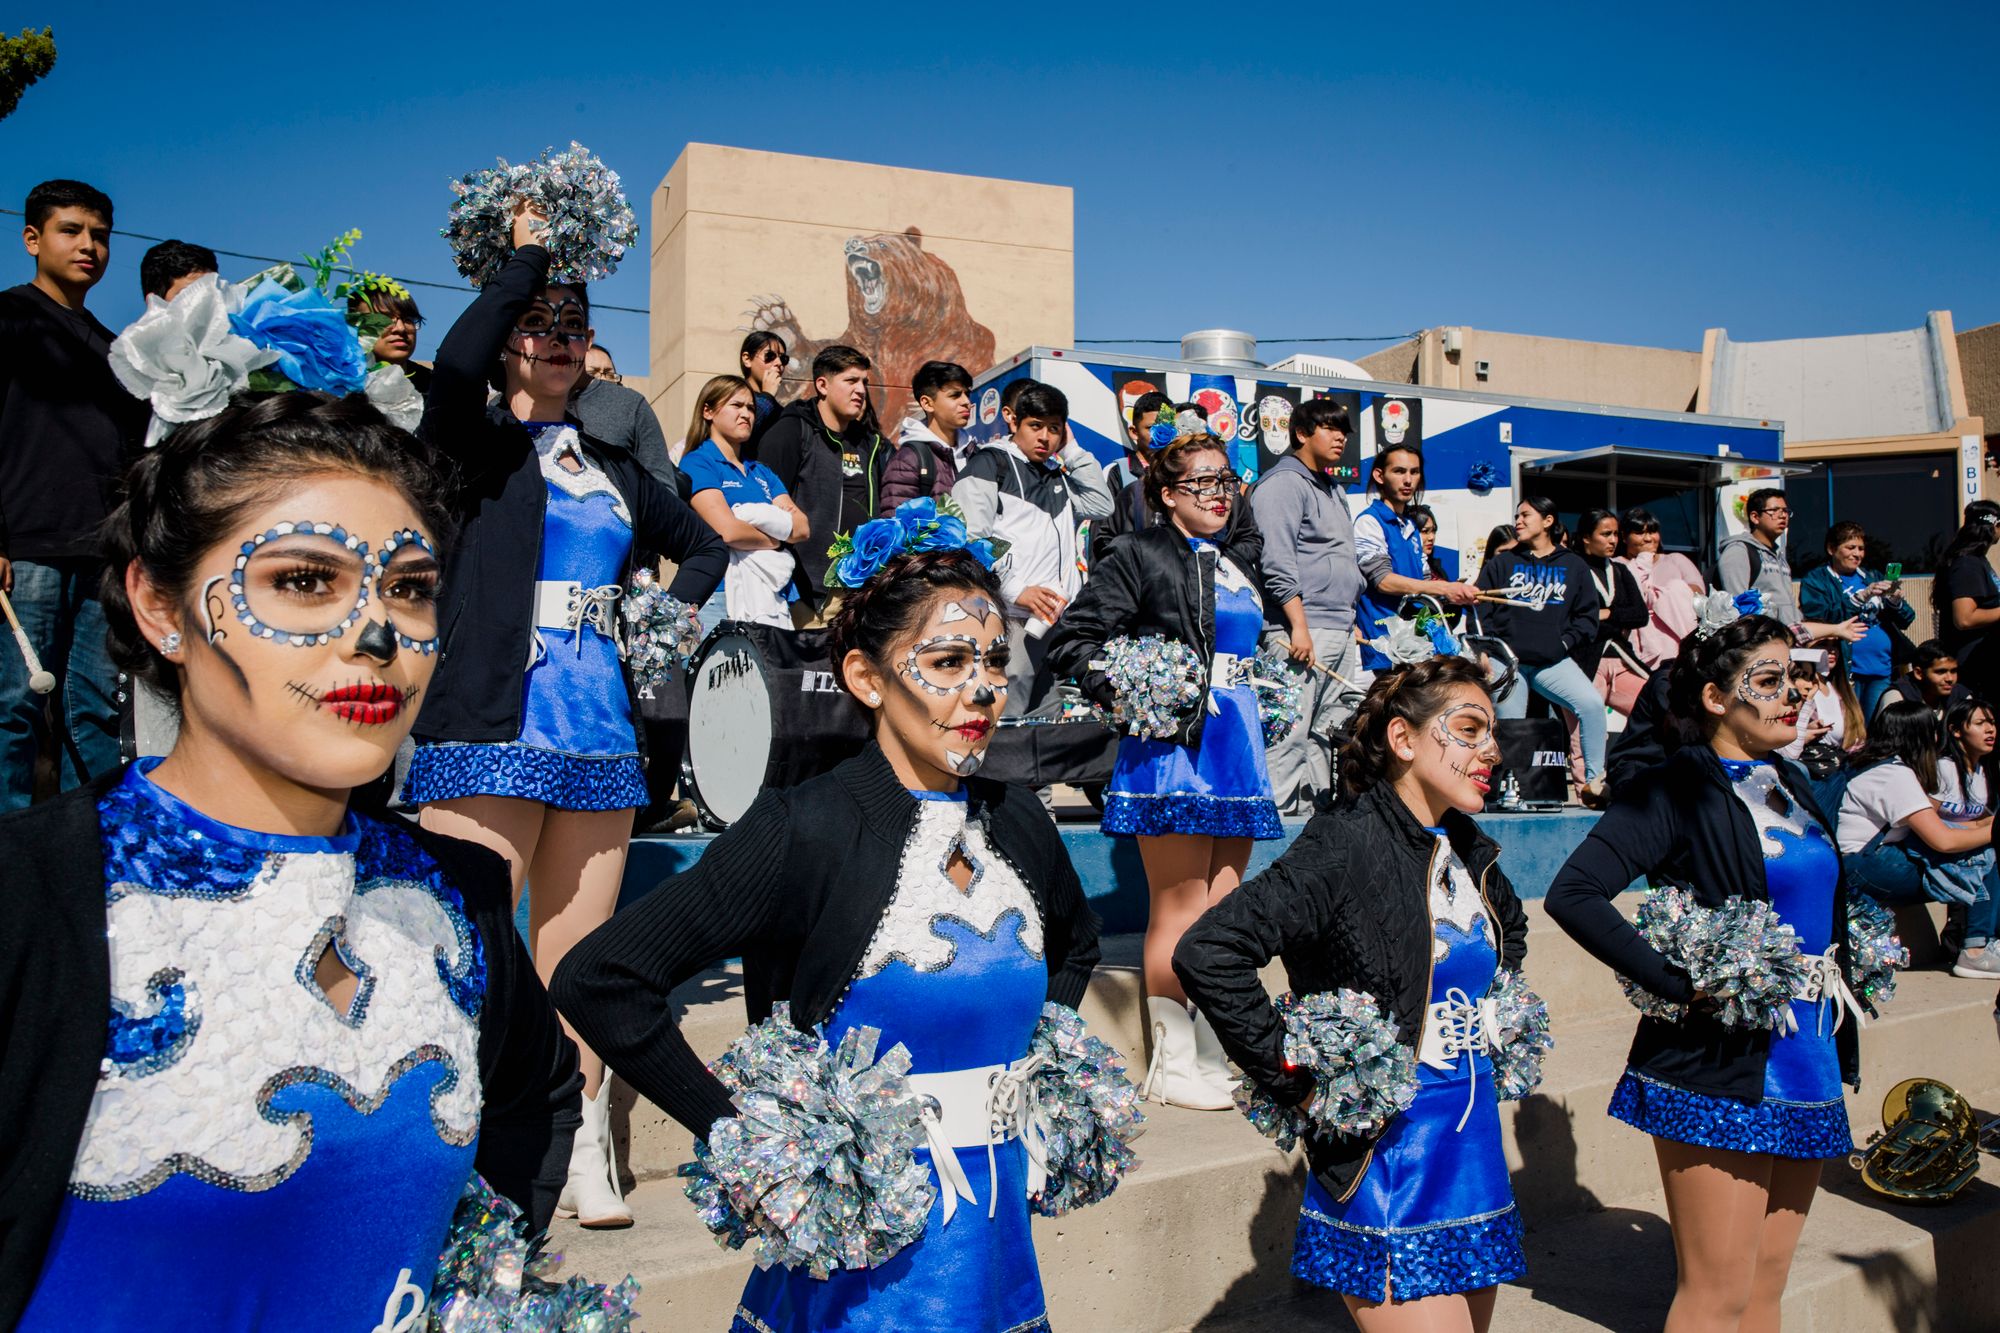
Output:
[1102, 541, 1282, 840]
[731, 790, 1052, 1333]
[19, 759, 487, 1331]
[1608, 757, 1853, 1158]
[1293, 833, 1527, 1303]
[404, 422, 648, 811]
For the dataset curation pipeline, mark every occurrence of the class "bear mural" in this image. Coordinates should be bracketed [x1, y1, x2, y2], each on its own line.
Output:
[742, 226, 997, 426]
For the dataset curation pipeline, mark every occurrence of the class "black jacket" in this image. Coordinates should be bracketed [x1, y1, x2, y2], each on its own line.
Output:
[1475, 546, 1601, 668]
[1045, 514, 1267, 748]
[1576, 553, 1649, 674]
[1088, 474, 1155, 565]
[0, 284, 146, 562]
[1545, 745, 1863, 1101]
[1173, 785, 1528, 1197]
[415, 245, 724, 744]
[550, 742, 1102, 1142]
[753, 397, 888, 607]
[0, 770, 583, 1328]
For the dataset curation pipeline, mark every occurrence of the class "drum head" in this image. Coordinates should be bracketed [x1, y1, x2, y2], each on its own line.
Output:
[683, 627, 774, 828]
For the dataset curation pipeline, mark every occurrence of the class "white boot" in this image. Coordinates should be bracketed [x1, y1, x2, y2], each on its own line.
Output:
[1190, 1008, 1243, 1106]
[557, 1076, 633, 1228]
[1140, 997, 1235, 1111]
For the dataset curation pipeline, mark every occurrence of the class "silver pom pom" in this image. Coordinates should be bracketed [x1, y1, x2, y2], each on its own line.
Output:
[1022, 1003, 1145, 1217]
[1235, 990, 1418, 1150]
[1620, 886, 1812, 1032]
[620, 567, 702, 695]
[426, 1173, 640, 1330]
[1487, 970, 1554, 1101]
[445, 142, 640, 287]
[1847, 896, 1909, 1006]
[1090, 635, 1204, 740]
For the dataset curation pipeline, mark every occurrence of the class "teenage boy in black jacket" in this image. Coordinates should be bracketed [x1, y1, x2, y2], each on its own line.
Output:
[0, 180, 145, 810]
[755, 344, 888, 625]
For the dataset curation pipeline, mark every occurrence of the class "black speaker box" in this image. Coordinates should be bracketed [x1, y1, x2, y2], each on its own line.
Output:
[1494, 717, 1571, 806]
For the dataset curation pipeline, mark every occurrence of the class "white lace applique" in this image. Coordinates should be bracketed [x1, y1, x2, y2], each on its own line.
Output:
[73, 849, 481, 1199]
[533, 423, 631, 526]
[1429, 837, 1492, 961]
[1729, 763, 1817, 856]
[856, 800, 1044, 979]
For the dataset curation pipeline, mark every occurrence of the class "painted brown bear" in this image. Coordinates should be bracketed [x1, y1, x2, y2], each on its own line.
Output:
[743, 226, 996, 425]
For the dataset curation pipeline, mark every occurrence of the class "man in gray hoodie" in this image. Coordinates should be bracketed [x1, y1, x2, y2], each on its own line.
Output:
[1719, 487, 1862, 643]
[1250, 399, 1367, 811]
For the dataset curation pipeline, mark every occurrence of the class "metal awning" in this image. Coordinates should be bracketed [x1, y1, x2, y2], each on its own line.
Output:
[1518, 445, 1815, 488]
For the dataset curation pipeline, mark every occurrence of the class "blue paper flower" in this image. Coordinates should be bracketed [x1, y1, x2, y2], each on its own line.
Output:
[1732, 589, 1765, 618]
[1467, 460, 1499, 495]
[894, 497, 940, 538]
[966, 538, 999, 569]
[229, 282, 369, 396]
[1148, 421, 1177, 450]
[833, 517, 906, 587]
[913, 514, 969, 553]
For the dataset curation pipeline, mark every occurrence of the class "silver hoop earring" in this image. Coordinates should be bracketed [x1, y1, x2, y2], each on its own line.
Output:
[158, 632, 181, 655]
[867, 691, 882, 706]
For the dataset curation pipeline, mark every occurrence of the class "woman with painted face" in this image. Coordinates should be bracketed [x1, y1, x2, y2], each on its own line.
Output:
[1547, 609, 1869, 1331]
[1046, 433, 1283, 1110]
[0, 394, 584, 1329]
[552, 519, 1109, 1333]
[1474, 496, 1607, 804]
[1175, 658, 1532, 1330]
[404, 203, 725, 1227]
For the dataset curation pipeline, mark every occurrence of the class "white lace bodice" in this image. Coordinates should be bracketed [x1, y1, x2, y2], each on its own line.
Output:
[856, 798, 1045, 979]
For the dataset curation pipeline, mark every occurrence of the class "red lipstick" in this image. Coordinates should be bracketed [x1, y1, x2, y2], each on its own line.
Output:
[953, 720, 993, 741]
[320, 682, 405, 725]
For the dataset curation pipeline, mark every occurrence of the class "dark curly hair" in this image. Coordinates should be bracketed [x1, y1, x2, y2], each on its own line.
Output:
[1666, 612, 1794, 742]
[1142, 433, 1232, 517]
[1340, 655, 1493, 796]
[826, 548, 1007, 704]
[100, 392, 454, 697]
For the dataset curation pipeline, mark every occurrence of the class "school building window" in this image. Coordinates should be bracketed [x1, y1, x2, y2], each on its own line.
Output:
[1786, 451, 1958, 577]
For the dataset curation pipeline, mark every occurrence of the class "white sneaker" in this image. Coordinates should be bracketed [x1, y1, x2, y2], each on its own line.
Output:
[1139, 997, 1235, 1111]
[1952, 946, 2000, 980]
[557, 1077, 633, 1228]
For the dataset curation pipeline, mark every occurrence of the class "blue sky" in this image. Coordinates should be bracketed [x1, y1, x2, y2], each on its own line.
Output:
[7, 2, 1996, 372]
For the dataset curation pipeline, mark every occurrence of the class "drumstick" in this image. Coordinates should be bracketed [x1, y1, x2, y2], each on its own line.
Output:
[1310, 660, 1365, 693]
[0, 588, 54, 694]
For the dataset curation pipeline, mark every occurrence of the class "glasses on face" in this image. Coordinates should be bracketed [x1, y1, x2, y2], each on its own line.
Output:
[1174, 471, 1239, 499]
[589, 367, 622, 384]
[759, 348, 786, 364]
[1757, 507, 1791, 518]
[514, 300, 588, 341]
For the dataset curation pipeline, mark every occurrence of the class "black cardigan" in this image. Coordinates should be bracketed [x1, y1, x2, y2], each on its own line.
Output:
[1045, 514, 1267, 748]
[1173, 784, 1528, 1195]
[1576, 554, 1649, 674]
[414, 244, 726, 744]
[550, 743, 1102, 1141]
[0, 770, 583, 1328]
[1545, 744, 1863, 1101]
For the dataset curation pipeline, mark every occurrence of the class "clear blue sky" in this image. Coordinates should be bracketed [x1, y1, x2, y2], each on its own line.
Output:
[7, 2, 1996, 373]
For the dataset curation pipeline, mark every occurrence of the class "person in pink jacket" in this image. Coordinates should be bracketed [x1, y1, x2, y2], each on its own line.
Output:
[1617, 507, 1707, 668]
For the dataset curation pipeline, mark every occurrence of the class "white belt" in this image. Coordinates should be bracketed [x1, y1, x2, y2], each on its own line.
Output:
[906, 1056, 1049, 1225]
[532, 580, 623, 646]
[1790, 945, 1868, 1037]
[1206, 651, 1249, 714]
[1417, 988, 1500, 1133]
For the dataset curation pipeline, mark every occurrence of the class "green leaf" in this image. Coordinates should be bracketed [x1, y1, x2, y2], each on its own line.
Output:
[0, 28, 57, 123]
[246, 368, 297, 394]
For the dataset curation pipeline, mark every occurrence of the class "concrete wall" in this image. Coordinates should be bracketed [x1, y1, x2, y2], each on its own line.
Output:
[1357, 327, 1698, 412]
[649, 143, 1074, 443]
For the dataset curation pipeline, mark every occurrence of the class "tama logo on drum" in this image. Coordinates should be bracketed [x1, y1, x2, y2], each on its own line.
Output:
[1532, 751, 1565, 767]
[799, 670, 843, 694]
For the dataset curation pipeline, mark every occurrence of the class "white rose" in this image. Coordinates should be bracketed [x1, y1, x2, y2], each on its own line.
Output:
[364, 362, 424, 432]
[109, 275, 278, 447]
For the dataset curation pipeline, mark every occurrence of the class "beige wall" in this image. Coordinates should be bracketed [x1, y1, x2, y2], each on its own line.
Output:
[1960, 320, 2000, 449]
[1356, 327, 1698, 411]
[648, 143, 1074, 443]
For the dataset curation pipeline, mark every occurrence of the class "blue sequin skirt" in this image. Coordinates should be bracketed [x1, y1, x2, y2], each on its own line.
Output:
[1608, 1070, 1853, 1160]
[403, 742, 648, 812]
[1102, 683, 1282, 839]
[1293, 1070, 1526, 1302]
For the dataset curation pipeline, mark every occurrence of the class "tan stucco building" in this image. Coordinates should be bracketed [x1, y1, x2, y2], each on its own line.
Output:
[645, 144, 1073, 443]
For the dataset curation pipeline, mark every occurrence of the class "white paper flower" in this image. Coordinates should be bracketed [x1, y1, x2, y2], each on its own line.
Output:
[1692, 589, 1761, 640]
[109, 275, 278, 447]
[364, 362, 424, 432]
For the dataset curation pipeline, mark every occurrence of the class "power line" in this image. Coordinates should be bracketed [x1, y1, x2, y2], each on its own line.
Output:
[0, 208, 651, 314]
[1074, 334, 1420, 345]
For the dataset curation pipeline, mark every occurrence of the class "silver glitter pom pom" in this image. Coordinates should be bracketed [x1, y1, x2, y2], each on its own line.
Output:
[1847, 896, 1909, 1006]
[1486, 970, 1553, 1101]
[1620, 886, 1812, 1031]
[1249, 645, 1307, 747]
[620, 568, 702, 695]
[444, 142, 640, 287]
[1090, 635, 1204, 740]
[1235, 990, 1418, 1150]
[677, 1004, 934, 1278]
[1022, 1002, 1145, 1217]
[426, 1173, 640, 1331]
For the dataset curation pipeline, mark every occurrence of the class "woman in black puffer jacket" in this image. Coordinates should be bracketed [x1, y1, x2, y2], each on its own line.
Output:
[1174, 657, 1532, 1329]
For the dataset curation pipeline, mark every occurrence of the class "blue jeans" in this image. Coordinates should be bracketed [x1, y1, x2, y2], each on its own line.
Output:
[1495, 656, 1607, 783]
[1844, 833, 2000, 948]
[1854, 674, 1892, 719]
[0, 559, 121, 812]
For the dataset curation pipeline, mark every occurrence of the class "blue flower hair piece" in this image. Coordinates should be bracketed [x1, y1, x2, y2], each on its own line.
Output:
[1145, 402, 1208, 451]
[824, 496, 1005, 590]
[445, 141, 639, 287]
[1467, 460, 1499, 495]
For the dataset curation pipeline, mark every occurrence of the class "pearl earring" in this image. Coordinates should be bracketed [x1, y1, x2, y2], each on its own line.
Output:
[158, 632, 181, 654]
[867, 691, 882, 706]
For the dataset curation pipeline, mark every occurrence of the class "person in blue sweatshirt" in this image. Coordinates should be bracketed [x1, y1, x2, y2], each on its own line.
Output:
[1475, 495, 1606, 802]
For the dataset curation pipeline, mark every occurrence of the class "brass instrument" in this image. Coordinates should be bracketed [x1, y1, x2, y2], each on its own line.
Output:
[1850, 1078, 1980, 1203]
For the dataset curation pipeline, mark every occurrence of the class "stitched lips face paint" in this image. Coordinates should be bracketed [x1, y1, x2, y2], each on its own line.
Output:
[287, 679, 416, 726]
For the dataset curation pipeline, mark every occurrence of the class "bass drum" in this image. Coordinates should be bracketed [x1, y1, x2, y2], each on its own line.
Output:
[682, 620, 870, 828]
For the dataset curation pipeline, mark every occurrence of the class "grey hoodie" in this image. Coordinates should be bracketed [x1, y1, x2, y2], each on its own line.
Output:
[1718, 531, 1800, 627]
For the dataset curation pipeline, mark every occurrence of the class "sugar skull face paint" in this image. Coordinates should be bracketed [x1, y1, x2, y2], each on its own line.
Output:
[1710, 640, 1803, 757]
[859, 588, 1011, 788]
[1418, 691, 1502, 811]
[229, 522, 440, 654]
